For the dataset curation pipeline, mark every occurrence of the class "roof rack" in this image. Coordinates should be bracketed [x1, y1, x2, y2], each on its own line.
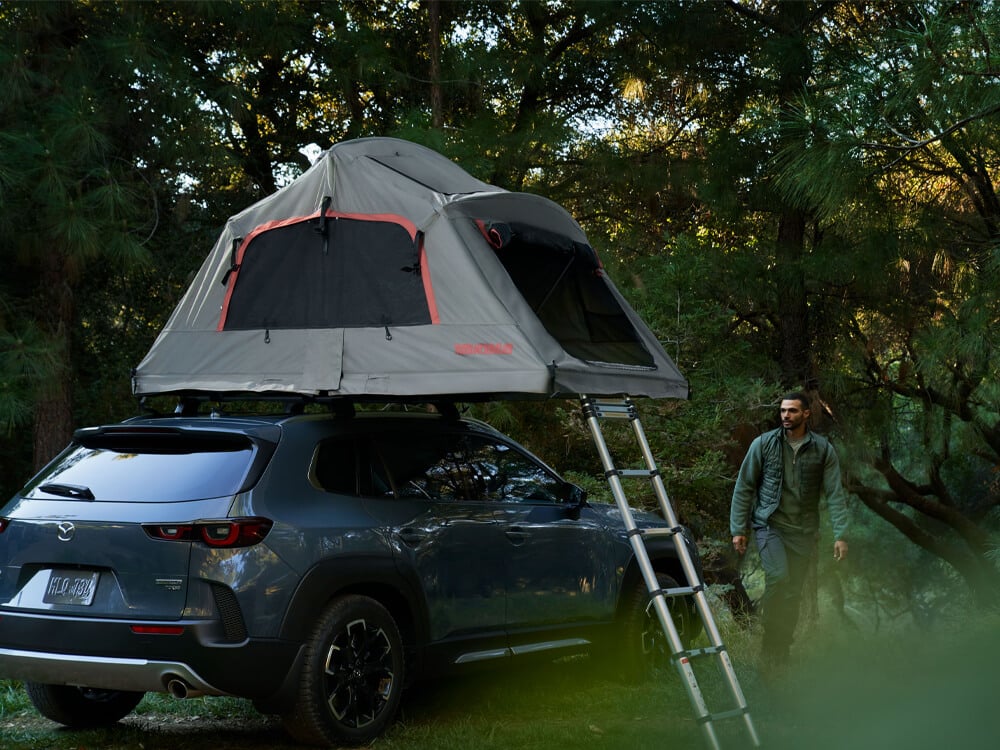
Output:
[139, 392, 465, 420]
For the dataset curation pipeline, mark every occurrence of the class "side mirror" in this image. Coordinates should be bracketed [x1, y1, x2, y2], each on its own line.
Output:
[567, 484, 587, 507]
[562, 484, 587, 520]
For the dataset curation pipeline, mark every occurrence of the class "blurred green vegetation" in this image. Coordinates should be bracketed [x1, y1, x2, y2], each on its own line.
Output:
[3, 604, 999, 749]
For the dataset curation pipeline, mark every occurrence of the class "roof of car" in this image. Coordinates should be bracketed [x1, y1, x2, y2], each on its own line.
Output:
[114, 408, 501, 438]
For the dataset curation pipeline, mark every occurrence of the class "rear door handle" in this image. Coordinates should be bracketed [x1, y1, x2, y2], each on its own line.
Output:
[505, 526, 529, 545]
[397, 528, 427, 547]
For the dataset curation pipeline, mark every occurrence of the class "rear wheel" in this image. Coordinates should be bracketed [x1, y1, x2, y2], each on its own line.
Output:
[24, 682, 144, 727]
[281, 595, 404, 746]
[618, 572, 699, 682]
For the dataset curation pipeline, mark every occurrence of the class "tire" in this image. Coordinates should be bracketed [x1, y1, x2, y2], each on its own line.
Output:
[24, 682, 144, 727]
[281, 595, 405, 747]
[618, 572, 699, 682]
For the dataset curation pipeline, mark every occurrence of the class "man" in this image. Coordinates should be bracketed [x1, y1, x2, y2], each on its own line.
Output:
[730, 391, 849, 666]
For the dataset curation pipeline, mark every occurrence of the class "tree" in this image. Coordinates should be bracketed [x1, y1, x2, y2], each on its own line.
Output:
[569, 1, 1000, 609]
[774, 1, 1000, 604]
[0, 2, 159, 469]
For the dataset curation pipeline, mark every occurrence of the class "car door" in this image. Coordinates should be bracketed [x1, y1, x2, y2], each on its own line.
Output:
[365, 430, 507, 648]
[462, 436, 619, 639]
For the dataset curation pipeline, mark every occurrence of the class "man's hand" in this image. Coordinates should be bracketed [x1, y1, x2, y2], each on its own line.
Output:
[834, 539, 848, 561]
[732, 535, 748, 556]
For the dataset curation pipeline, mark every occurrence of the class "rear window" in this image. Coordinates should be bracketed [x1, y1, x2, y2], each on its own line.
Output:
[24, 432, 260, 503]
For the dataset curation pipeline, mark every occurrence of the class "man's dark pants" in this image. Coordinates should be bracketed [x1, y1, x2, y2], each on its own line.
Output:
[754, 525, 813, 663]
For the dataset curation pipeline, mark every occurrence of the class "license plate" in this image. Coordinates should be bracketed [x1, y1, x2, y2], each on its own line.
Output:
[43, 570, 99, 606]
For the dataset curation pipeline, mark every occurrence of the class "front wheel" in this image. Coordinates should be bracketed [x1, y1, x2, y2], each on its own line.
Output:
[24, 682, 144, 727]
[618, 572, 699, 682]
[281, 595, 405, 746]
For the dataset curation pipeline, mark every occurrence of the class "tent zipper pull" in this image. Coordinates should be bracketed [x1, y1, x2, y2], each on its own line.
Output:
[384, 326, 392, 341]
[315, 196, 332, 254]
[220, 238, 242, 286]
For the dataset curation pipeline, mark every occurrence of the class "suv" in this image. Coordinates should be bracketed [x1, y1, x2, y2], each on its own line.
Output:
[0, 407, 699, 745]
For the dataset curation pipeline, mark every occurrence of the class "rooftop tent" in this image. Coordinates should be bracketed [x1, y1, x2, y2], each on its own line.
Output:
[132, 137, 688, 401]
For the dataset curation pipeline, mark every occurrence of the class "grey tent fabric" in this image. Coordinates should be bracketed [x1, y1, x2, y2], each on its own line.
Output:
[132, 137, 688, 401]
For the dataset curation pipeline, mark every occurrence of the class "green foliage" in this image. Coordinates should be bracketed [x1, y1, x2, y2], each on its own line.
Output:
[0, 320, 61, 434]
[1, 0, 999, 615]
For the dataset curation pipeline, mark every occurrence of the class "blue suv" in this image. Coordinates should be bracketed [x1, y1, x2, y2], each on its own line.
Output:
[0, 406, 699, 745]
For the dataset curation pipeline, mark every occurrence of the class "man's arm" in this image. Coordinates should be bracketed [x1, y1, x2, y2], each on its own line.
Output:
[730, 438, 762, 554]
[823, 440, 850, 560]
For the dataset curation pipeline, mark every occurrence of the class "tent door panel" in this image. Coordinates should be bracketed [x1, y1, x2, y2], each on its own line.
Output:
[221, 215, 432, 331]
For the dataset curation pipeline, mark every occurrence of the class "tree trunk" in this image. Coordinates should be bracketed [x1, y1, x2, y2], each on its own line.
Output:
[775, 209, 811, 388]
[32, 254, 75, 471]
[33, 375, 73, 471]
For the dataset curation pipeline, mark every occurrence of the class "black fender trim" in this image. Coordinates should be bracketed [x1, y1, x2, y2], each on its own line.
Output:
[277, 556, 429, 647]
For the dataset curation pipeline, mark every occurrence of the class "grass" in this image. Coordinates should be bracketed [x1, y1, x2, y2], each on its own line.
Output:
[3, 606, 1000, 750]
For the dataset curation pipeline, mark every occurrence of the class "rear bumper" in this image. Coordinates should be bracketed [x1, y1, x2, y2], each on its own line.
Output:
[0, 647, 224, 695]
[0, 610, 300, 698]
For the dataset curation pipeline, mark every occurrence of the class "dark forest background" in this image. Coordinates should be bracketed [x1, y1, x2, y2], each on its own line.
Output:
[2, 0, 999, 627]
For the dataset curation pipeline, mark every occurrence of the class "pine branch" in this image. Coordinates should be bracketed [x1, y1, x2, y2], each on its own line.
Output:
[865, 102, 1000, 152]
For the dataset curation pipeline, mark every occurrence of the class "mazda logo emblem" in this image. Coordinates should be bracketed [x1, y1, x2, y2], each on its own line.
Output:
[56, 522, 75, 542]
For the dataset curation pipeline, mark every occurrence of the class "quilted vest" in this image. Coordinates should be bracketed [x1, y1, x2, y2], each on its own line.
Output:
[752, 427, 831, 533]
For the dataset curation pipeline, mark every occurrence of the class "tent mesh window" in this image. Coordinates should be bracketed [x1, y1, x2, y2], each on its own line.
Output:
[222, 215, 431, 330]
[487, 222, 654, 367]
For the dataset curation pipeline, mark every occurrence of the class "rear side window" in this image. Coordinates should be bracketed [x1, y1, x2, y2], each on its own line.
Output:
[311, 436, 392, 497]
[24, 431, 260, 503]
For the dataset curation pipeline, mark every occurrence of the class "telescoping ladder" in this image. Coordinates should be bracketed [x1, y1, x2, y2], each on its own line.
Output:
[580, 396, 760, 750]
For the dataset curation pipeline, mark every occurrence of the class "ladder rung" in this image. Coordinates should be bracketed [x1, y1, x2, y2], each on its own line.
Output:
[617, 468, 656, 478]
[653, 585, 700, 598]
[638, 526, 681, 538]
[705, 707, 752, 723]
[584, 402, 635, 419]
[675, 645, 725, 661]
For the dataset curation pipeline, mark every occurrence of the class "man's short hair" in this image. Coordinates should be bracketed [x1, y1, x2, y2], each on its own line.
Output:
[781, 391, 811, 411]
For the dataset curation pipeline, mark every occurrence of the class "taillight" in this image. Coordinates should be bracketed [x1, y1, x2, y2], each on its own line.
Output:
[131, 625, 184, 636]
[154, 524, 194, 540]
[143, 518, 272, 548]
[0, 518, 8, 533]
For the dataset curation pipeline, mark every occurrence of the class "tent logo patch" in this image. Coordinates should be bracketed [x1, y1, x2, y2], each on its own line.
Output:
[454, 342, 514, 356]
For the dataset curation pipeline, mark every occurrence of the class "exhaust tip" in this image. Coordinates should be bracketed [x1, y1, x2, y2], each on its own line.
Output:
[165, 677, 204, 699]
[166, 678, 188, 698]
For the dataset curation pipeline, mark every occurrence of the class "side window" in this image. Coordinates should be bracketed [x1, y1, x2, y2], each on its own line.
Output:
[480, 441, 565, 503]
[372, 430, 567, 503]
[376, 432, 484, 501]
[311, 437, 361, 495]
[313, 436, 394, 497]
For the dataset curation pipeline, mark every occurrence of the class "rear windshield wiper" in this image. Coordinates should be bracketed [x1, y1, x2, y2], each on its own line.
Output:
[39, 483, 96, 501]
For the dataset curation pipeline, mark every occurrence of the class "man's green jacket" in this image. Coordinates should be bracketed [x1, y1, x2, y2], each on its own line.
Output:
[730, 427, 849, 542]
